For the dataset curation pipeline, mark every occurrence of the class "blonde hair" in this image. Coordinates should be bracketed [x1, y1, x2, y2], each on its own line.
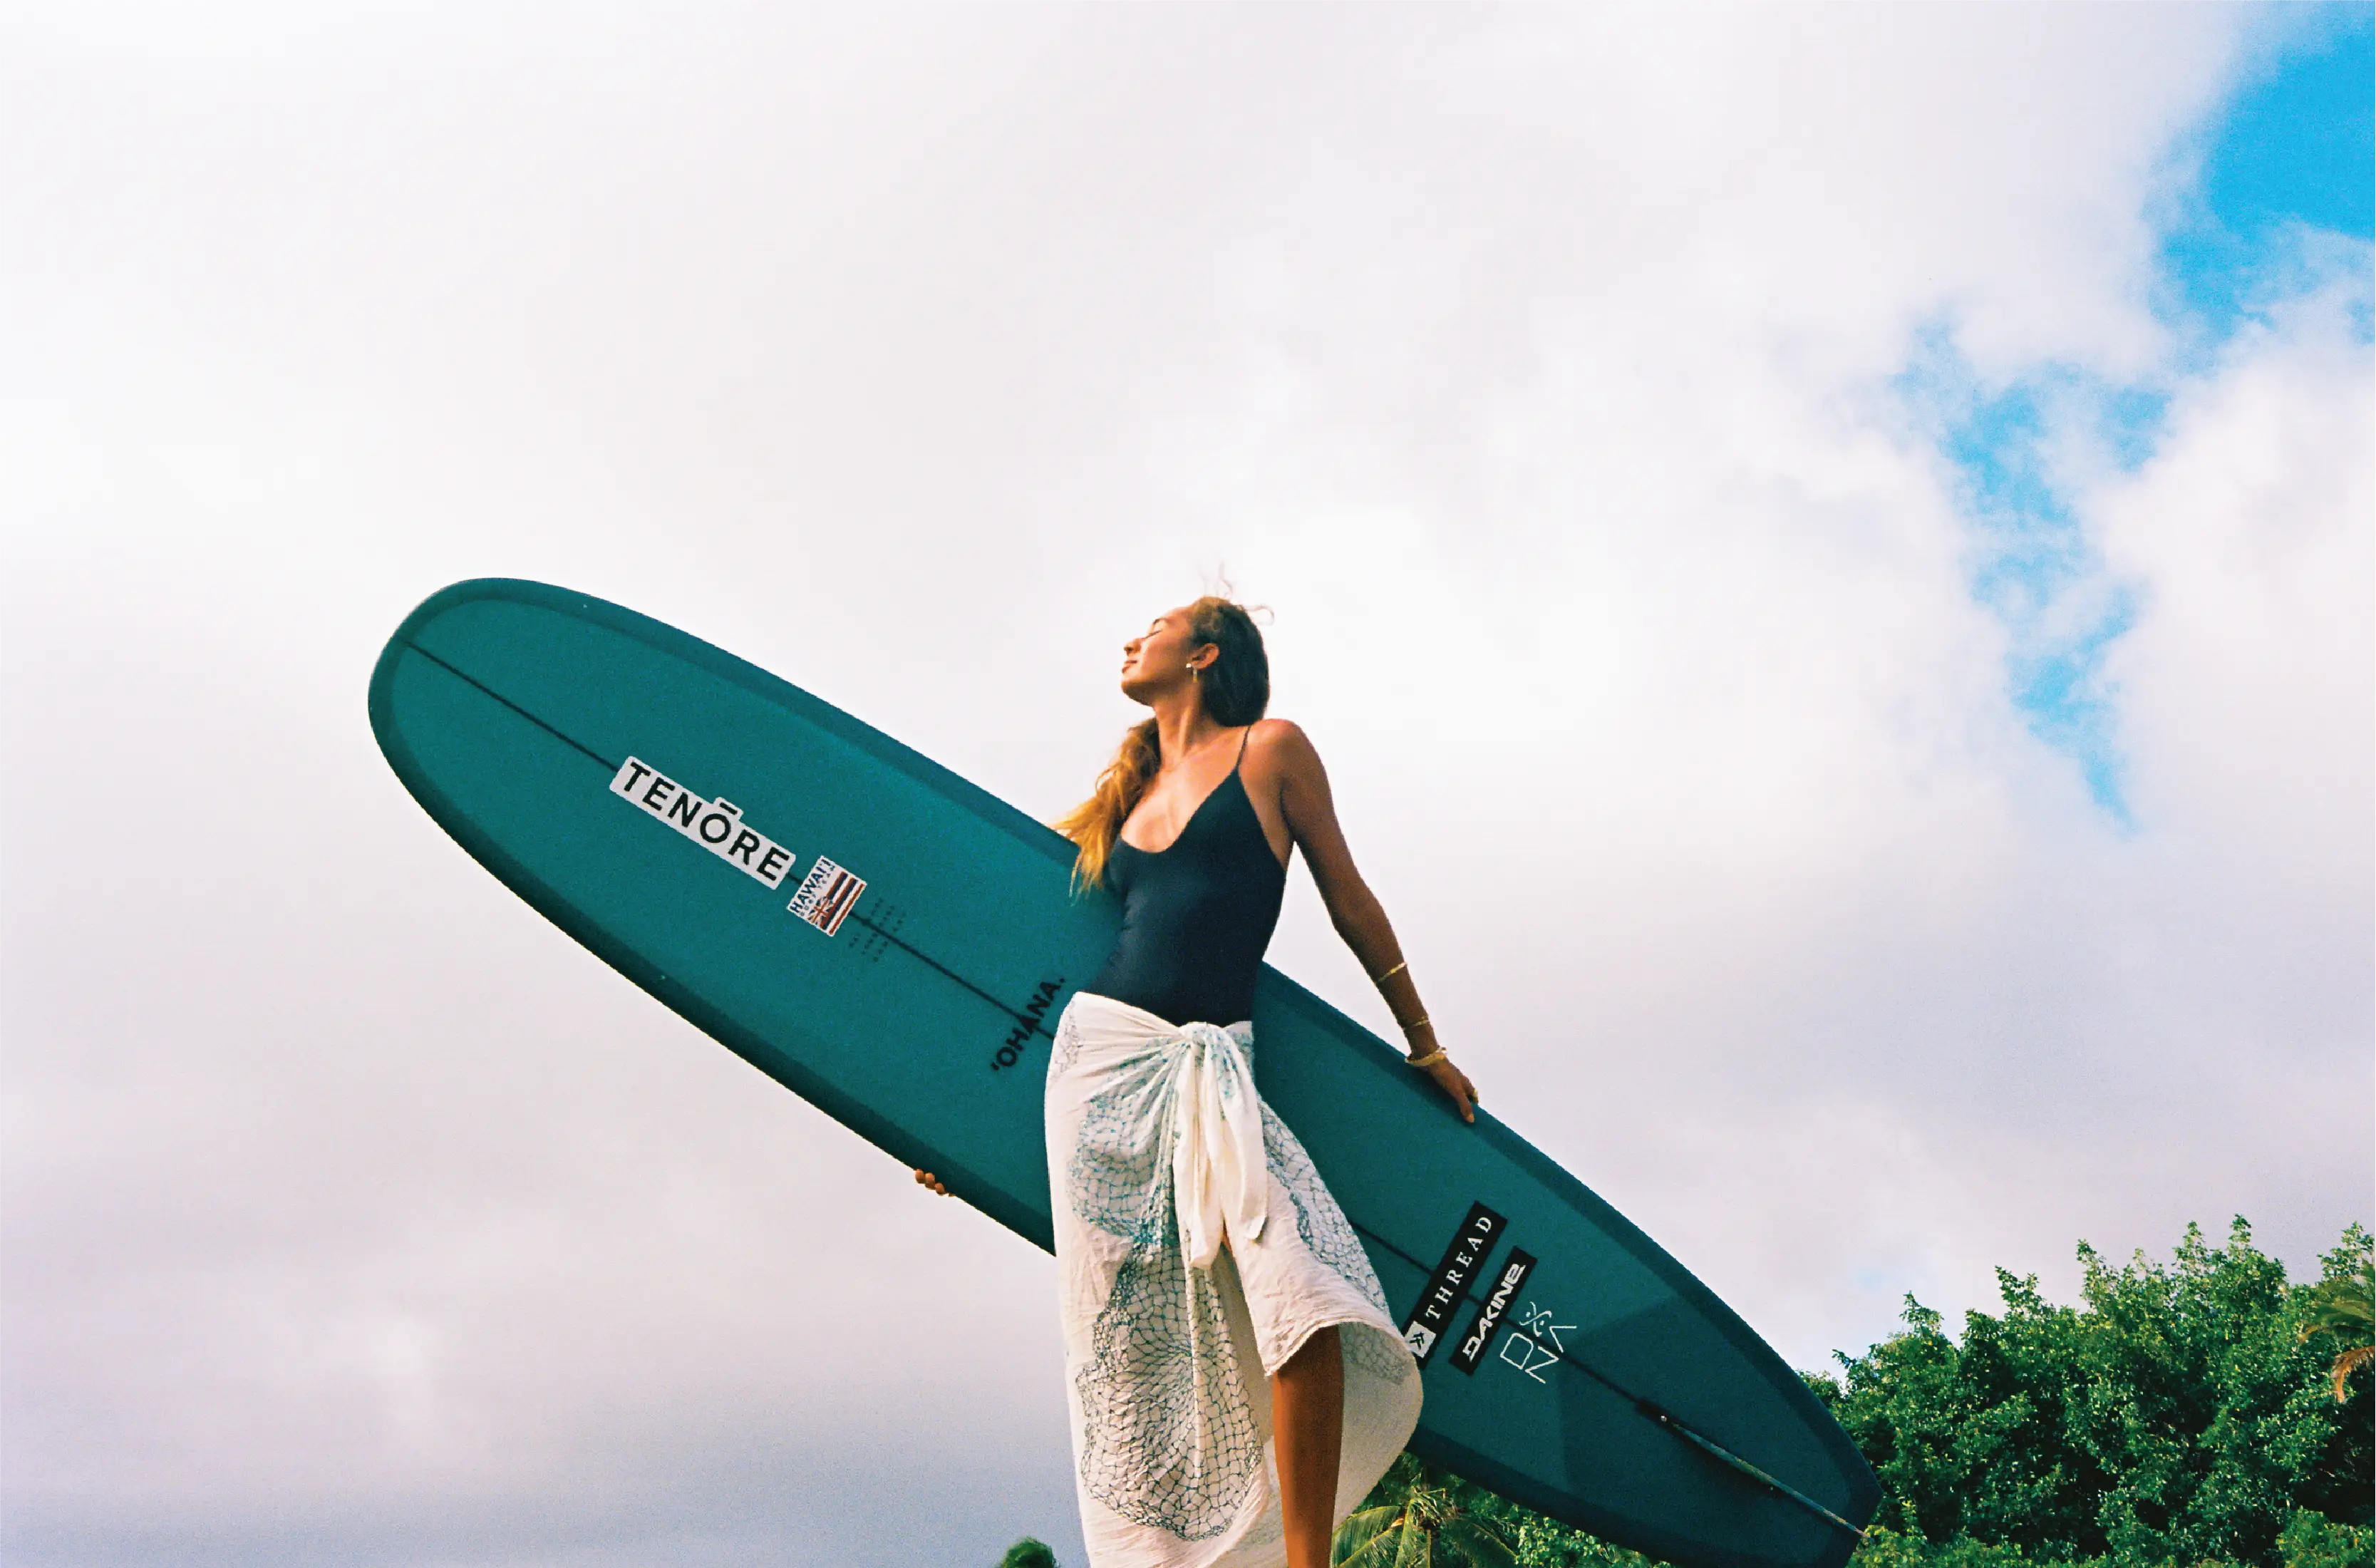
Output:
[1056, 596, 1269, 891]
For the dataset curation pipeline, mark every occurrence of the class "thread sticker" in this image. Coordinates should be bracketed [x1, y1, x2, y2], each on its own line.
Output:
[788, 856, 866, 936]
[1402, 1202, 1504, 1368]
[609, 757, 795, 889]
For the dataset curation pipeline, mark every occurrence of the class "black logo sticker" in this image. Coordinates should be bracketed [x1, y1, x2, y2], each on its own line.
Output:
[1401, 1202, 1504, 1367]
[1450, 1247, 1536, 1374]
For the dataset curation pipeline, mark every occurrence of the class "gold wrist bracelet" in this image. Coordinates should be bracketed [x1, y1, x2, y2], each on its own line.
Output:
[1406, 1046, 1448, 1069]
[1370, 959, 1408, 984]
[1398, 1015, 1430, 1034]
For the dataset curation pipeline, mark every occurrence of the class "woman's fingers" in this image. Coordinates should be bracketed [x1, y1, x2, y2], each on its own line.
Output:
[913, 1168, 951, 1196]
[1427, 1058, 1477, 1125]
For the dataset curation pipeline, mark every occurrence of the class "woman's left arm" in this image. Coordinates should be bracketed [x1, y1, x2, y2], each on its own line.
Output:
[1261, 721, 1478, 1124]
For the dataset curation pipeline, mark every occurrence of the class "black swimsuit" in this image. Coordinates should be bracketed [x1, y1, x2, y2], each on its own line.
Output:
[1086, 729, 1288, 1027]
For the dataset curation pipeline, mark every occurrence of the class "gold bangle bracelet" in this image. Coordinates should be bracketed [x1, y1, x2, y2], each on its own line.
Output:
[1370, 959, 1408, 984]
[1406, 1046, 1448, 1069]
[1398, 1015, 1430, 1034]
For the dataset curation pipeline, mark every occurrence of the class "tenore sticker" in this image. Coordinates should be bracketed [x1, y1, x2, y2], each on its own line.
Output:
[609, 757, 796, 889]
[788, 856, 866, 936]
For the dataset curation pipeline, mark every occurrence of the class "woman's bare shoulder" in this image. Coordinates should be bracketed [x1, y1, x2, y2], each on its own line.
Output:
[1244, 718, 1326, 785]
[1244, 716, 1314, 758]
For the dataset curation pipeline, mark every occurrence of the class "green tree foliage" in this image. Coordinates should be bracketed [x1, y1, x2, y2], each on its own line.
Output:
[998, 1537, 1059, 1568]
[1346, 1221, 2369, 1568]
[1809, 1219, 2371, 1565]
[1334, 1453, 1519, 1567]
[1343, 1455, 1631, 1568]
[2279, 1513, 2376, 1568]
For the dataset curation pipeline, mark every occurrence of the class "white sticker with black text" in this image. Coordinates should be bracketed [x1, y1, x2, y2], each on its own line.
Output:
[610, 757, 797, 889]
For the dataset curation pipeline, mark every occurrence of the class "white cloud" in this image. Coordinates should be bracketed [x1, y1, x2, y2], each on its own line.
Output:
[3, 4, 2364, 1563]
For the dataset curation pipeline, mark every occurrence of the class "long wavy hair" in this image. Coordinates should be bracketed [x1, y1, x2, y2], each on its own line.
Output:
[1056, 595, 1269, 891]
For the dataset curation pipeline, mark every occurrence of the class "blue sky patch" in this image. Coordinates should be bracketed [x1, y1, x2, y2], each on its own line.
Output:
[1898, 336, 2144, 821]
[1908, 4, 2372, 822]
[2161, 6, 2376, 340]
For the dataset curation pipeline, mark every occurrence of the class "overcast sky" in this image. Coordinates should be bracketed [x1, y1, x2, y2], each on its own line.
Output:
[4, 5, 2369, 1566]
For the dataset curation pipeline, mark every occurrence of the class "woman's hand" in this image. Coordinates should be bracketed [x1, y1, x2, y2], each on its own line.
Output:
[1419, 1052, 1479, 1125]
[914, 1168, 951, 1196]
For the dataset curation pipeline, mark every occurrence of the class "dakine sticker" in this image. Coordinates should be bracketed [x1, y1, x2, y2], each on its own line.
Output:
[610, 758, 795, 889]
[788, 856, 866, 936]
[1450, 1247, 1536, 1374]
[1401, 1202, 1504, 1369]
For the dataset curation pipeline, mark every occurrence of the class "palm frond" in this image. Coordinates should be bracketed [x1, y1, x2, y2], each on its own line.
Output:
[2298, 1257, 2375, 1342]
[1339, 1505, 1404, 1538]
[2334, 1342, 2373, 1403]
[1437, 1513, 1522, 1568]
[1393, 1510, 1430, 1568]
[1408, 1485, 1457, 1530]
[2301, 1294, 2375, 1332]
[1334, 1506, 1405, 1567]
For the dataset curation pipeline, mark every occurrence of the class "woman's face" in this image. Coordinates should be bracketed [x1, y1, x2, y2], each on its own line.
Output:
[1120, 604, 1209, 703]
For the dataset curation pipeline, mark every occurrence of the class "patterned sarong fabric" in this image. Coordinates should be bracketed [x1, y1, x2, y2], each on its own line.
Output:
[1046, 991, 1423, 1567]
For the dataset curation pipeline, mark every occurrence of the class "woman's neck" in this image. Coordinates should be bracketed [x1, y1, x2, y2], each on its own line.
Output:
[1148, 689, 1230, 771]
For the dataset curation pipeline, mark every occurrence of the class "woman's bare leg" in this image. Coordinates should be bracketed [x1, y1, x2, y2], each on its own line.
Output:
[1270, 1325, 1343, 1568]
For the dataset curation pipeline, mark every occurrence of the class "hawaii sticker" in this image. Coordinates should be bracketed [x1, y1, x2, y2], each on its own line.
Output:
[788, 856, 866, 936]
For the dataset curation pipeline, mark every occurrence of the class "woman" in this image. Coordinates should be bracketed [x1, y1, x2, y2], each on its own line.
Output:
[921, 596, 1479, 1568]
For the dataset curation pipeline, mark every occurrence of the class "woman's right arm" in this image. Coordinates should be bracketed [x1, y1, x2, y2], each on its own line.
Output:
[1261, 721, 1478, 1123]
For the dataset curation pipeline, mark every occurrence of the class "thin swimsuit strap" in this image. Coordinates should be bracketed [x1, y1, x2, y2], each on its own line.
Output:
[1229, 723, 1285, 871]
[1117, 724, 1256, 859]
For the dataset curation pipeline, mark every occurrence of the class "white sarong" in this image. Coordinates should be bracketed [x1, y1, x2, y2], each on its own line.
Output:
[1046, 991, 1422, 1568]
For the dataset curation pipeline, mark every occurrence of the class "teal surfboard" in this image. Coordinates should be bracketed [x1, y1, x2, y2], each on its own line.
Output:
[368, 579, 1877, 1568]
